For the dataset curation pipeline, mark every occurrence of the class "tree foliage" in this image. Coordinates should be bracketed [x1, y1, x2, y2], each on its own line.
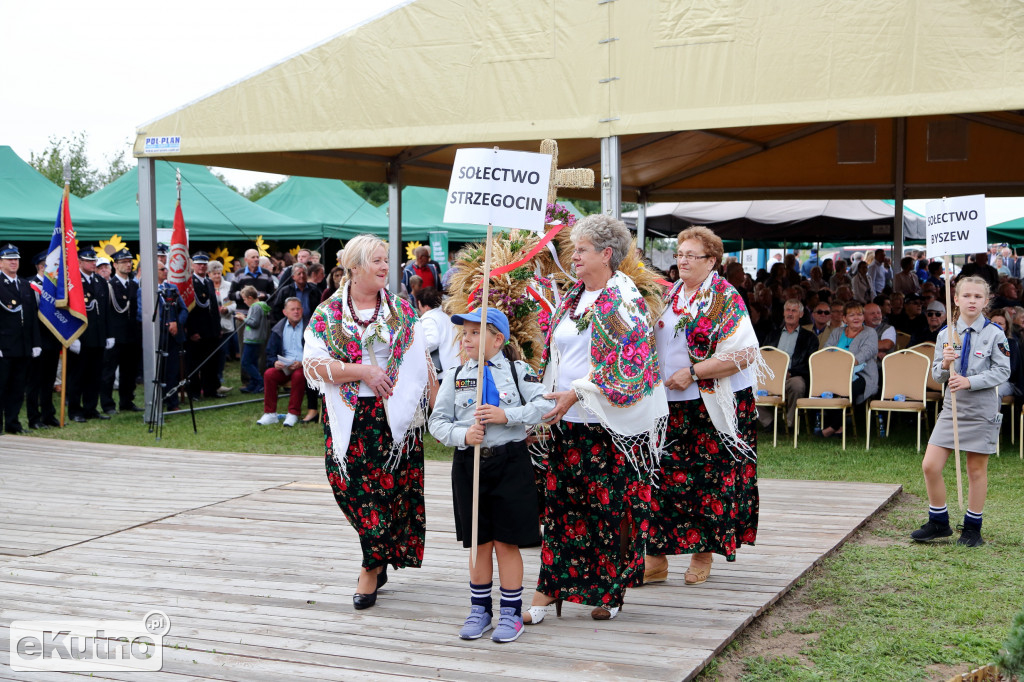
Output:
[30, 132, 133, 197]
[97, 145, 132, 188]
[30, 132, 100, 197]
[344, 181, 388, 206]
[243, 180, 283, 202]
[210, 170, 239, 193]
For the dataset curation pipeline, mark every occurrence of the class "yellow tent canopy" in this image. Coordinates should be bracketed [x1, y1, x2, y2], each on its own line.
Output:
[134, 0, 1024, 202]
[132, 0, 1024, 412]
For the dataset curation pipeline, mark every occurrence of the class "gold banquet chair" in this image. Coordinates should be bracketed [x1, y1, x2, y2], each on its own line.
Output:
[896, 331, 912, 351]
[755, 346, 791, 448]
[999, 395, 1014, 451]
[794, 347, 856, 451]
[910, 342, 942, 425]
[866, 349, 930, 452]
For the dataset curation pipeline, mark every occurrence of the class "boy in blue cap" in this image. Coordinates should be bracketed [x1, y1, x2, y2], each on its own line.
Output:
[428, 308, 553, 643]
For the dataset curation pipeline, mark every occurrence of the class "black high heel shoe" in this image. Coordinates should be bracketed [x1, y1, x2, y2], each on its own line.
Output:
[352, 591, 377, 610]
[352, 566, 388, 610]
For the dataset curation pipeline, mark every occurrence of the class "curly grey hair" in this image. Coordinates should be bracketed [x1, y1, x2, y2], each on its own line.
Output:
[570, 214, 632, 272]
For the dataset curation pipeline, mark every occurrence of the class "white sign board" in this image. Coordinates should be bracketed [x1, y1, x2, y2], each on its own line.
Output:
[444, 148, 552, 231]
[926, 194, 987, 258]
[143, 136, 181, 154]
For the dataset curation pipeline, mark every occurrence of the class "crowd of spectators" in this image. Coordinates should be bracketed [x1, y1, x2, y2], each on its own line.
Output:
[744, 245, 1024, 437]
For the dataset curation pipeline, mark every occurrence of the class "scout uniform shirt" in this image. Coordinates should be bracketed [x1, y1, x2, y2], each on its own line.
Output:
[429, 354, 555, 449]
[929, 316, 1011, 452]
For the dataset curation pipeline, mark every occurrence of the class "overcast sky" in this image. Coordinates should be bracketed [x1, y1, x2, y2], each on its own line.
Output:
[3, 2, 1022, 226]
[0, 0, 405, 191]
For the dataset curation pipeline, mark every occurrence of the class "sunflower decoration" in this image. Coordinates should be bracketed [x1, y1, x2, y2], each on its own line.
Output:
[132, 254, 141, 272]
[96, 234, 128, 261]
[210, 247, 234, 272]
[405, 241, 423, 262]
[255, 236, 270, 259]
[288, 244, 302, 258]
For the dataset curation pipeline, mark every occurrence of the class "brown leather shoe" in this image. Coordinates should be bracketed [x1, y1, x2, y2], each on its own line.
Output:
[684, 554, 713, 585]
[642, 554, 669, 584]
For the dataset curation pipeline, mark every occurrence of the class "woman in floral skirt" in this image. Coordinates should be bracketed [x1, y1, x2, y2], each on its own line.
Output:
[303, 234, 433, 610]
[524, 214, 668, 624]
[646, 226, 766, 586]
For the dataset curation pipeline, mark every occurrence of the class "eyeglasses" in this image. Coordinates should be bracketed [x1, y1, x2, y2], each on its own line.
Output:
[926, 311, 944, 317]
[813, 310, 830, 315]
[676, 253, 711, 262]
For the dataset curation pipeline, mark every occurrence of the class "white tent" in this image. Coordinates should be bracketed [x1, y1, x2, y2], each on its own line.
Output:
[623, 199, 927, 243]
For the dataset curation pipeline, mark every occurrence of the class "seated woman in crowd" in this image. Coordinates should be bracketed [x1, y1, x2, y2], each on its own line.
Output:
[822, 301, 878, 438]
[988, 308, 1024, 400]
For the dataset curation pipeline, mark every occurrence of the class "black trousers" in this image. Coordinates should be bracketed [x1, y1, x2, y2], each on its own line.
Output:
[0, 355, 29, 430]
[100, 342, 141, 411]
[158, 341, 183, 410]
[186, 336, 220, 398]
[26, 348, 59, 423]
[66, 346, 104, 417]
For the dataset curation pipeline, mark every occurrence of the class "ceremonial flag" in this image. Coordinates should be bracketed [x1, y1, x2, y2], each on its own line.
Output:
[37, 188, 88, 346]
[168, 200, 195, 310]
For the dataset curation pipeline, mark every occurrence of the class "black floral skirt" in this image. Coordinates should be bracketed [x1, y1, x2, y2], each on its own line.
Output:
[534, 421, 651, 609]
[324, 397, 426, 570]
[647, 389, 759, 561]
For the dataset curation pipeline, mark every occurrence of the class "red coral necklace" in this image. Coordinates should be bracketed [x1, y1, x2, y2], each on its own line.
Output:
[348, 290, 382, 328]
[567, 285, 597, 321]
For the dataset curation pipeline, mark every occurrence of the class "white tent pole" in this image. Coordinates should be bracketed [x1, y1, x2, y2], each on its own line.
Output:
[601, 136, 621, 219]
[138, 158, 159, 420]
[893, 117, 907, 259]
[636, 191, 647, 253]
[387, 164, 403, 295]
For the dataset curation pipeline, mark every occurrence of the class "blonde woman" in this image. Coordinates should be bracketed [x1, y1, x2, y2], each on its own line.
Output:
[303, 234, 433, 610]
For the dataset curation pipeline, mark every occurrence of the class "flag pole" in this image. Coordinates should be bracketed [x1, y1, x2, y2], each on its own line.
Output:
[59, 348, 68, 428]
[946, 260, 964, 510]
[470, 222, 494, 569]
[59, 162, 72, 429]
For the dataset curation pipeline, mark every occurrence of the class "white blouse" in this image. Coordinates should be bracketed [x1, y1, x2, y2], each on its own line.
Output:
[552, 288, 602, 423]
[654, 296, 753, 402]
[355, 307, 395, 397]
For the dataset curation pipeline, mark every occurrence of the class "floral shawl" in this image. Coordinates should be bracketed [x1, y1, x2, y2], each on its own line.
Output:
[302, 283, 429, 480]
[539, 270, 668, 474]
[665, 271, 770, 461]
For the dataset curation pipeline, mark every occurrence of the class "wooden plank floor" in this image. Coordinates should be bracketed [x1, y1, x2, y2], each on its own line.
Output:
[0, 435, 900, 681]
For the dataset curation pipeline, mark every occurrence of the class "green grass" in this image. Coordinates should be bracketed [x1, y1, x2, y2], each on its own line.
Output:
[708, 420, 1024, 682]
[18, 391, 453, 460]
[16, 401, 1024, 680]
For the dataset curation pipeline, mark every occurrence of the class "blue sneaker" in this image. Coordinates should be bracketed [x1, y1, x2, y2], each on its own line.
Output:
[458, 605, 492, 640]
[491, 607, 524, 643]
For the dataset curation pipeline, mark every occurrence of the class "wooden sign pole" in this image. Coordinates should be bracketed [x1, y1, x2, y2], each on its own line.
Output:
[470, 223, 494, 568]
[945, 262, 964, 510]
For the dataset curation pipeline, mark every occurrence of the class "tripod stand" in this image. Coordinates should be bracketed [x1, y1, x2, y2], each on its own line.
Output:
[148, 292, 198, 439]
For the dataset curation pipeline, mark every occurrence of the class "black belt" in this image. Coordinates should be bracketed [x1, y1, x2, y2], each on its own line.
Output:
[457, 442, 518, 459]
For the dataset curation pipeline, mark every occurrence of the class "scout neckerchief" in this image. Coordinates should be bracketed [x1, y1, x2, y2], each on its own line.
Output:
[538, 270, 668, 475]
[303, 281, 429, 481]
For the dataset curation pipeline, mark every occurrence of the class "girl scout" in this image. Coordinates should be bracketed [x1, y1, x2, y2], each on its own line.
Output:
[428, 308, 553, 644]
[912, 276, 1010, 548]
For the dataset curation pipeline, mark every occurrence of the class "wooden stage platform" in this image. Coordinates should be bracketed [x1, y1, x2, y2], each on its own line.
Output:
[0, 436, 900, 681]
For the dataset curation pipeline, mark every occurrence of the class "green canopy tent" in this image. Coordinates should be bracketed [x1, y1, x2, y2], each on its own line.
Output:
[986, 217, 1024, 247]
[0, 145, 138, 240]
[255, 176, 389, 239]
[84, 160, 320, 240]
[379, 186, 493, 241]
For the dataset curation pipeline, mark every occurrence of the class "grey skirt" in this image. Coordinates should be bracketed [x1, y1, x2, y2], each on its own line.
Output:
[927, 392, 1002, 455]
